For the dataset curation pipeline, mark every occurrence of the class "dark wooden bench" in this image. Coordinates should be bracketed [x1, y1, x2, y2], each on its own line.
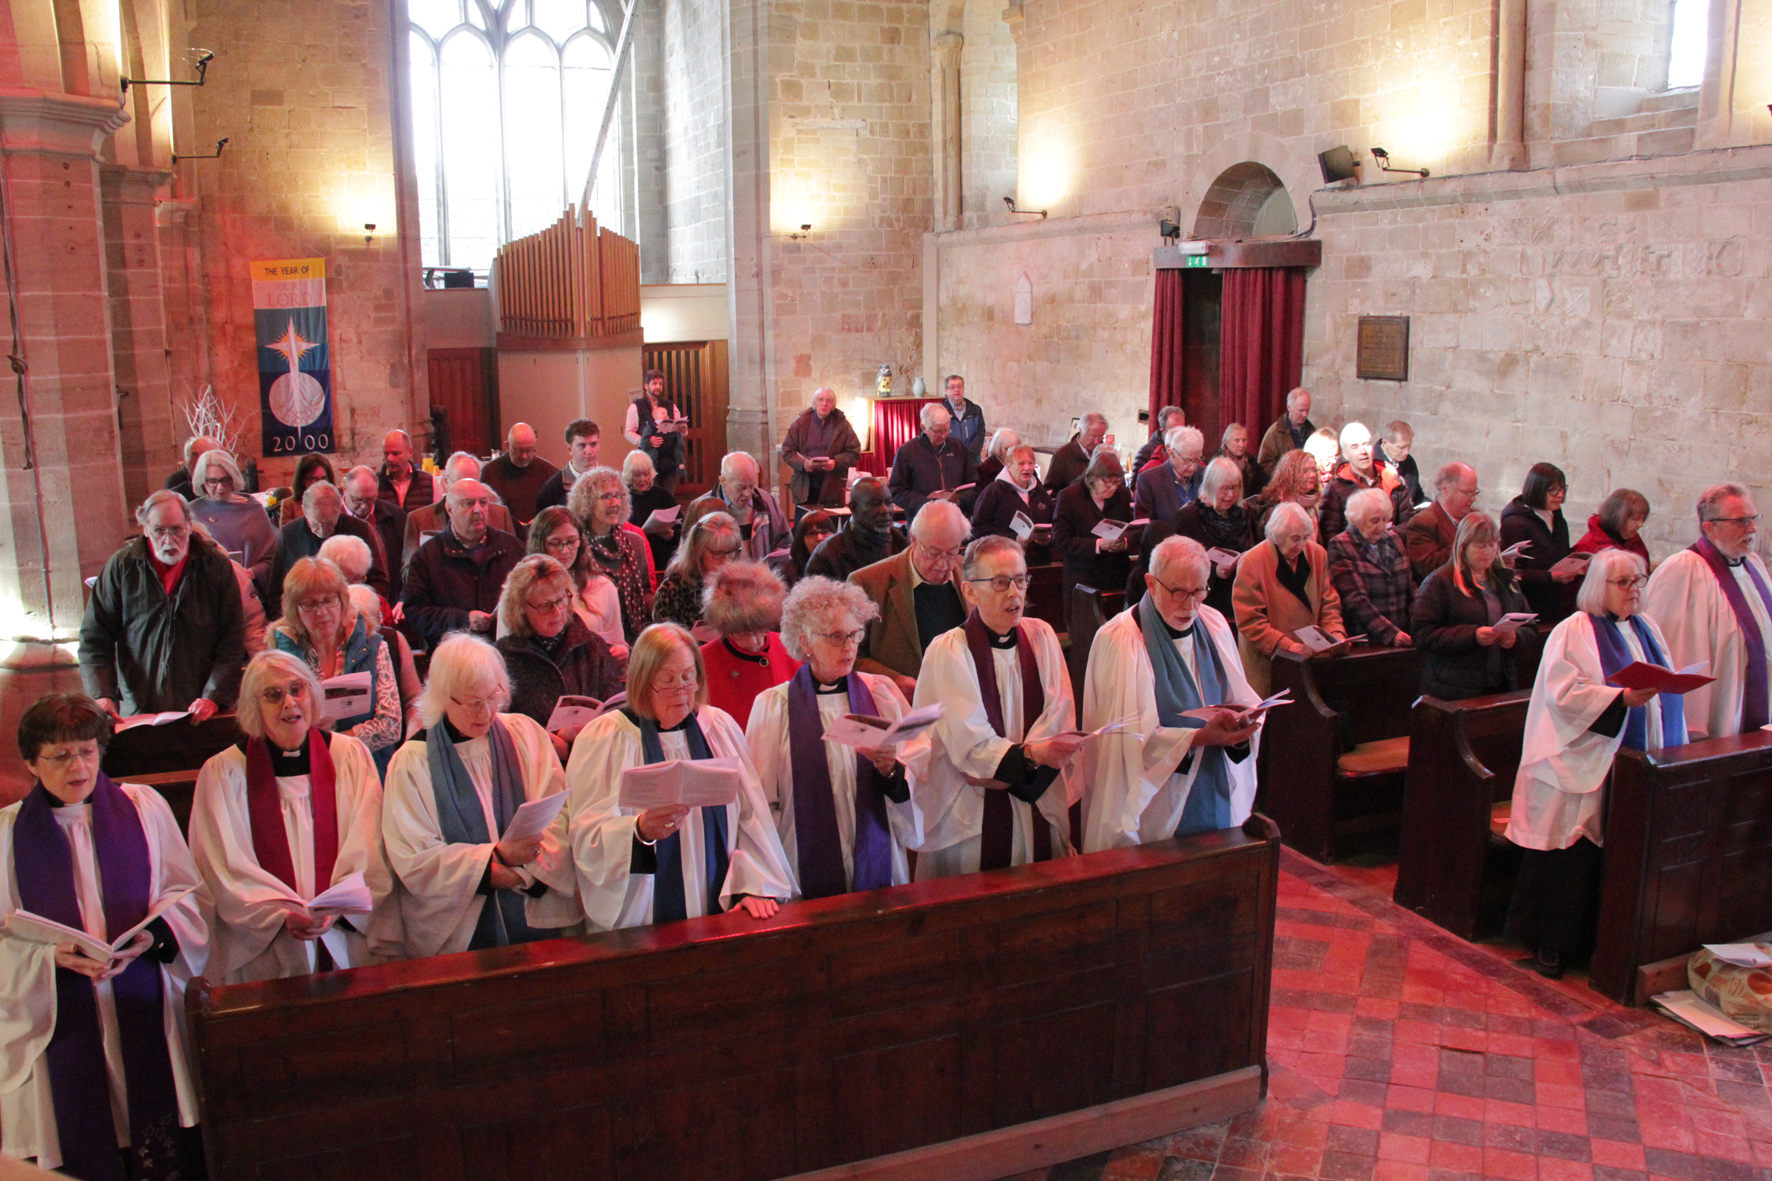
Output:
[1392, 691, 1531, 939]
[102, 713, 239, 831]
[1591, 731, 1772, 1004]
[1257, 645, 1423, 864]
[1025, 561, 1064, 635]
[1065, 584, 1124, 704]
[190, 817, 1281, 1181]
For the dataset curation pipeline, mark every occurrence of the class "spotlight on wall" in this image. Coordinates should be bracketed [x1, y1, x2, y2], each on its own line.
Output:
[1370, 147, 1429, 178]
[123, 49, 215, 95]
[1003, 196, 1048, 220]
[172, 136, 228, 164]
[364, 224, 377, 245]
[1318, 145, 1359, 183]
[1158, 218, 1182, 240]
[788, 223, 813, 240]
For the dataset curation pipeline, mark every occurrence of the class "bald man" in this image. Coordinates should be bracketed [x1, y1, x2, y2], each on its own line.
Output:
[481, 422, 558, 527]
[378, 429, 439, 513]
[400, 478, 525, 645]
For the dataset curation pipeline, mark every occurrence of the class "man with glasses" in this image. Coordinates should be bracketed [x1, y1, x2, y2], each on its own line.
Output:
[887, 402, 979, 521]
[1078, 536, 1263, 851]
[912, 535, 1086, 878]
[807, 476, 906, 581]
[1405, 461, 1479, 582]
[264, 481, 392, 619]
[401, 451, 516, 574]
[1133, 424, 1206, 523]
[683, 451, 791, 564]
[1643, 483, 1772, 738]
[402, 478, 525, 646]
[80, 489, 245, 721]
[851, 501, 971, 700]
[342, 464, 406, 599]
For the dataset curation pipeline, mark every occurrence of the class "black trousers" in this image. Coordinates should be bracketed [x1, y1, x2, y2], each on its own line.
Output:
[1506, 837, 1604, 960]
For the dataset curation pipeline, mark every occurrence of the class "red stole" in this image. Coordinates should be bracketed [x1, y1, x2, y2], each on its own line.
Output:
[962, 611, 1053, 869]
[245, 733, 340, 896]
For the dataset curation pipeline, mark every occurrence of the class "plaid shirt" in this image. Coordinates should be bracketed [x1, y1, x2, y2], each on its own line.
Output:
[1327, 526, 1414, 646]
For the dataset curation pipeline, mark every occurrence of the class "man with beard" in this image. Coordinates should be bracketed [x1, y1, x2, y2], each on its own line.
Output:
[806, 477, 906, 581]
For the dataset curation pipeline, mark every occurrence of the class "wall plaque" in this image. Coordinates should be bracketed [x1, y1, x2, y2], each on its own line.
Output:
[1356, 316, 1409, 381]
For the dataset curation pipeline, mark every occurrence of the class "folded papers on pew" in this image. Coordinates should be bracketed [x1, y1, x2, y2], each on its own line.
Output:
[1651, 990, 1769, 1046]
[1091, 518, 1150, 543]
[501, 793, 568, 843]
[6, 885, 197, 966]
[115, 710, 191, 731]
[545, 694, 624, 734]
[319, 672, 371, 721]
[1704, 943, 1772, 968]
[823, 703, 944, 751]
[618, 758, 744, 810]
[1606, 660, 1714, 695]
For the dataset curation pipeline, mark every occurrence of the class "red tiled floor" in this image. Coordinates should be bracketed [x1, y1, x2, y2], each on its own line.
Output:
[1000, 850, 1772, 1181]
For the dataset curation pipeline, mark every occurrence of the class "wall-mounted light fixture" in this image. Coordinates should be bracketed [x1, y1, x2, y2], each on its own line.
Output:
[1370, 147, 1429, 178]
[123, 50, 214, 95]
[1158, 218, 1181, 240]
[788, 223, 813, 240]
[1318, 145, 1359, 183]
[364, 223, 377, 245]
[1003, 196, 1047, 219]
[172, 136, 228, 164]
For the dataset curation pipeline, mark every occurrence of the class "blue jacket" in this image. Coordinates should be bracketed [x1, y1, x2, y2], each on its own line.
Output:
[1134, 459, 1204, 523]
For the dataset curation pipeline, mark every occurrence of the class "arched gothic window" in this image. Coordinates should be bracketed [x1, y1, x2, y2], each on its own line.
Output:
[408, 0, 623, 271]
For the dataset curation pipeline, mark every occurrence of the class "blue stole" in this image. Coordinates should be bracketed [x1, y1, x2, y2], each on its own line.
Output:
[632, 710, 730, 922]
[1590, 613, 1686, 752]
[1136, 595, 1236, 835]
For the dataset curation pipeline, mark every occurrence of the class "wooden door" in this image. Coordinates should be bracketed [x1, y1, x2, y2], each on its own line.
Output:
[427, 347, 497, 458]
[641, 340, 729, 498]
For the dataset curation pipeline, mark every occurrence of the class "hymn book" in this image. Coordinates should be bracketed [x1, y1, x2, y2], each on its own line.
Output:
[319, 672, 371, 721]
[642, 506, 681, 534]
[545, 693, 625, 734]
[823, 703, 944, 751]
[6, 884, 197, 966]
[115, 710, 192, 731]
[618, 758, 744, 810]
[501, 794, 568, 844]
[1092, 518, 1150, 543]
[1606, 660, 1714, 695]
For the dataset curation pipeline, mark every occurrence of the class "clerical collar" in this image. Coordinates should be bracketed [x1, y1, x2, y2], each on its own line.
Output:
[815, 676, 849, 695]
[269, 734, 313, 774]
[655, 713, 694, 733]
[983, 622, 1018, 648]
[1162, 617, 1196, 640]
[722, 637, 770, 666]
[1725, 553, 1748, 568]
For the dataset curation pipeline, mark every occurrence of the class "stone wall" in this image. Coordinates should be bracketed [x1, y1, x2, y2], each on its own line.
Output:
[659, 0, 729, 283]
[959, 0, 1016, 229]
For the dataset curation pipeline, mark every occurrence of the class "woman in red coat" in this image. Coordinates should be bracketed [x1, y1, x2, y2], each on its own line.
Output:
[1572, 488, 1652, 567]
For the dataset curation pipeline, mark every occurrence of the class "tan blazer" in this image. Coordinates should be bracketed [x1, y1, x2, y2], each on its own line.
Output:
[849, 549, 965, 683]
[1232, 538, 1346, 696]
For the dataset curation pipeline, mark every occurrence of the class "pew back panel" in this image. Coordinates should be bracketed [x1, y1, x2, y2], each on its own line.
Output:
[1065, 584, 1124, 704]
[191, 819, 1280, 1181]
[102, 713, 239, 778]
[1592, 732, 1772, 1004]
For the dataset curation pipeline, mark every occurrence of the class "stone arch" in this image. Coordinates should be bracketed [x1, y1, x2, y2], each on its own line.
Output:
[1180, 132, 1316, 241]
[1190, 162, 1296, 239]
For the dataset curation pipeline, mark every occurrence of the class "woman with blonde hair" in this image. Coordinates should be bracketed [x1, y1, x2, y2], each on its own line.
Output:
[527, 505, 625, 656]
[652, 510, 742, 638]
[271, 556, 403, 773]
[495, 554, 623, 760]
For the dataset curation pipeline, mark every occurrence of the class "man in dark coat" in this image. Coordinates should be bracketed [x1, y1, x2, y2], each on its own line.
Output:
[781, 387, 863, 510]
[264, 483, 394, 618]
[807, 477, 906, 581]
[377, 428, 438, 514]
[401, 478, 525, 646]
[342, 463, 407, 600]
[80, 489, 245, 719]
[1043, 412, 1108, 491]
[940, 375, 989, 465]
[886, 402, 978, 521]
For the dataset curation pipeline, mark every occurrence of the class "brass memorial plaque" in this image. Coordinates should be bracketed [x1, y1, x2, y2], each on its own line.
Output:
[1356, 316, 1409, 382]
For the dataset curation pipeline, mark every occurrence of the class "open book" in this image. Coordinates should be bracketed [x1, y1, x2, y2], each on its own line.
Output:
[115, 710, 191, 732]
[1493, 611, 1538, 637]
[642, 506, 681, 534]
[619, 758, 744, 810]
[303, 872, 374, 919]
[823, 703, 943, 751]
[1606, 660, 1714, 695]
[1049, 715, 1141, 743]
[1293, 625, 1349, 655]
[1206, 547, 1241, 570]
[1092, 518, 1151, 543]
[545, 693, 625, 734]
[1233, 689, 1294, 720]
[320, 672, 371, 721]
[6, 884, 197, 966]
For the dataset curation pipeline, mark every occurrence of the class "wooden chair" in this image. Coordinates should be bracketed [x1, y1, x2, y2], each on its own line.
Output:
[1392, 691, 1530, 939]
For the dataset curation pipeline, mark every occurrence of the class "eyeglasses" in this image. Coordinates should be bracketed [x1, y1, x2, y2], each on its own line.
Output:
[449, 694, 501, 714]
[1151, 575, 1210, 602]
[147, 525, 190, 541]
[35, 745, 99, 767]
[261, 682, 312, 705]
[967, 574, 1032, 593]
[1607, 576, 1650, 589]
[544, 535, 581, 553]
[653, 673, 700, 690]
[1710, 515, 1761, 526]
[812, 628, 866, 648]
[202, 477, 231, 489]
[916, 543, 964, 562]
[296, 597, 340, 613]
[596, 491, 624, 503]
[525, 591, 573, 614]
[707, 543, 742, 557]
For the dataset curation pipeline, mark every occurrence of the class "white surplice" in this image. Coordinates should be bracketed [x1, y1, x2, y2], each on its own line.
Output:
[1078, 605, 1262, 852]
[1508, 612, 1686, 851]
[0, 785, 210, 1168]
[1642, 548, 1772, 739]
[909, 617, 1076, 878]
[560, 705, 795, 931]
[188, 731, 401, 982]
[746, 672, 927, 891]
[381, 713, 576, 958]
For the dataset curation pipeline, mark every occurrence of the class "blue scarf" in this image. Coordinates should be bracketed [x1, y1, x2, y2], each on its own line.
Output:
[631, 710, 730, 922]
[1590, 613, 1686, 752]
[1136, 594, 1236, 835]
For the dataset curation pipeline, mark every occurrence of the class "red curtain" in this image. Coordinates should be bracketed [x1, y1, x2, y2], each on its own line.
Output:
[1219, 267, 1306, 439]
[1147, 268, 1185, 422]
[858, 396, 940, 476]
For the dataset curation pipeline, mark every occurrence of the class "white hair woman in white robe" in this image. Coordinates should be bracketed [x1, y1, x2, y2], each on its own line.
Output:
[1504, 548, 1687, 979]
[745, 576, 927, 897]
[560, 623, 795, 930]
[1079, 536, 1263, 852]
[382, 633, 577, 958]
[911, 536, 1086, 879]
[0, 693, 210, 1177]
[188, 651, 400, 983]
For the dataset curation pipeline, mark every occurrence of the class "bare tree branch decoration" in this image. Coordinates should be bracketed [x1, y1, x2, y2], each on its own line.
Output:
[174, 384, 244, 458]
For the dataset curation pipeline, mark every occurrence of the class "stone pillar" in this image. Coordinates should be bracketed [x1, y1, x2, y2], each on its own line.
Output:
[1491, 0, 1528, 170]
[0, 89, 133, 642]
[932, 32, 964, 233]
[1695, 0, 1743, 150]
[101, 165, 175, 509]
[723, 0, 777, 464]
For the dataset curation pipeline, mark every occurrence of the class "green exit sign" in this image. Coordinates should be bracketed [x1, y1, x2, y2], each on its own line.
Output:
[1182, 253, 1210, 268]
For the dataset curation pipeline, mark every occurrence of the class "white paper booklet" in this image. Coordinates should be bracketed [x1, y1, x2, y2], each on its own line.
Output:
[545, 694, 622, 734]
[1050, 714, 1141, 743]
[1010, 511, 1035, 540]
[618, 758, 744, 810]
[1091, 518, 1151, 543]
[1235, 690, 1294, 719]
[1703, 942, 1772, 968]
[6, 885, 198, 965]
[1651, 989, 1768, 1046]
[1549, 551, 1593, 578]
[501, 793, 568, 844]
[1493, 612, 1538, 636]
[115, 710, 191, 731]
[304, 872, 373, 919]
[1206, 547, 1241, 568]
[642, 506, 681, 533]
[1293, 625, 1344, 654]
[1500, 540, 1532, 560]
[823, 703, 944, 751]
[319, 671, 372, 721]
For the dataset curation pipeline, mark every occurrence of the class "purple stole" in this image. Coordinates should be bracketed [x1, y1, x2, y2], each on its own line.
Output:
[12, 774, 179, 1181]
[1692, 537, 1772, 730]
[786, 666, 894, 896]
[962, 611, 1053, 870]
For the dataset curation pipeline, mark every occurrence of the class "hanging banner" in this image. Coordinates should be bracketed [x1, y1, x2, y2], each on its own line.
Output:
[251, 257, 334, 456]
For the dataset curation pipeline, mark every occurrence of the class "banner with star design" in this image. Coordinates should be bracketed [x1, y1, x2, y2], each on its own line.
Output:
[251, 257, 334, 456]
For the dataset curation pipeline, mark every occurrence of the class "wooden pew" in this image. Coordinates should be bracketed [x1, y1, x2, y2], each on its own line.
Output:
[1258, 645, 1423, 864]
[102, 712, 240, 778]
[190, 818, 1281, 1181]
[1065, 584, 1124, 703]
[1392, 691, 1531, 939]
[1590, 731, 1772, 1004]
[1024, 561, 1064, 634]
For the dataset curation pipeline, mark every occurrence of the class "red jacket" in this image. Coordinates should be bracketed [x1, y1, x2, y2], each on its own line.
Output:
[1572, 514, 1651, 564]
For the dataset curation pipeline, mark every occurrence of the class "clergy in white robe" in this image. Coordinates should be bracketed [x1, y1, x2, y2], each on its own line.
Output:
[1505, 550, 1688, 978]
[747, 576, 927, 895]
[1080, 536, 1264, 852]
[560, 623, 795, 930]
[382, 634, 577, 959]
[0, 692, 210, 1178]
[1641, 484, 1772, 739]
[910, 536, 1085, 879]
[188, 651, 401, 983]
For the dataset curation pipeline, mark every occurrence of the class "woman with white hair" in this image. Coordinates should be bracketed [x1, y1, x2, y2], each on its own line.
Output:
[271, 557, 404, 773]
[1232, 500, 1347, 696]
[190, 448, 279, 583]
[569, 465, 654, 642]
[1168, 456, 1256, 620]
[1504, 548, 1687, 978]
[495, 555, 623, 760]
[976, 427, 1021, 486]
[1327, 486, 1414, 647]
[559, 623, 794, 929]
[746, 577, 925, 896]
[624, 449, 680, 573]
[652, 510, 742, 637]
[318, 533, 424, 741]
[188, 651, 396, 983]
[698, 560, 799, 728]
[381, 633, 575, 957]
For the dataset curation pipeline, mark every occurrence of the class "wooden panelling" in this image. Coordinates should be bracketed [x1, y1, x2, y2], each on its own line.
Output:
[426, 347, 496, 458]
[642, 339, 729, 496]
[191, 819, 1280, 1181]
